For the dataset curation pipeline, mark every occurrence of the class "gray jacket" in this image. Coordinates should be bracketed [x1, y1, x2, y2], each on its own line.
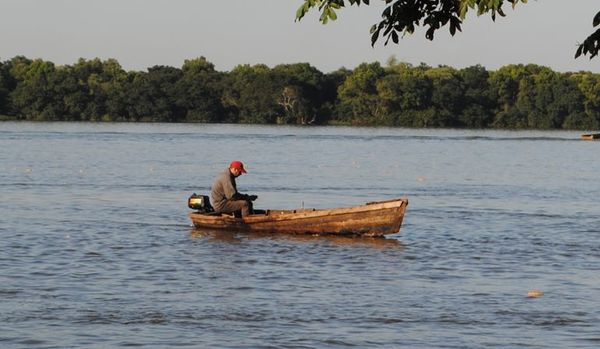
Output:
[210, 168, 238, 212]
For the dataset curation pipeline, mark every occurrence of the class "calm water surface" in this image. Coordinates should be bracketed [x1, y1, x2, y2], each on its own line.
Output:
[1, 122, 599, 348]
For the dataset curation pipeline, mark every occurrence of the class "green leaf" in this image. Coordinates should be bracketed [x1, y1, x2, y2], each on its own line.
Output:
[371, 28, 381, 46]
[594, 11, 600, 27]
[476, 5, 485, 17]
[329, 8, 338, 20]
[458, 1, 471, 19]
[575, 44, 584, 59]
[383, 6, 391, 18]
[319, 8, 329, 24]
[296, 3, 308, 20]
[449, 16, 462, 36]
[513, 0, 527, 9]
[426, 27, 434, 40]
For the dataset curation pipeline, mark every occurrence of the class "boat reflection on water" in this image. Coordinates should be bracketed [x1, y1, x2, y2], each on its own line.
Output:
[189, 228, 404, 248]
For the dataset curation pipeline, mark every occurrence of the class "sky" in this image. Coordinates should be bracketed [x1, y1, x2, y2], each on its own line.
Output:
[1, 0, 599, 73]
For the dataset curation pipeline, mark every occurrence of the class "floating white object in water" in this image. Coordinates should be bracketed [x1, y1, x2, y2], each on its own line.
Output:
[417, 176, 426, 182]
[527, 289, 544, 298]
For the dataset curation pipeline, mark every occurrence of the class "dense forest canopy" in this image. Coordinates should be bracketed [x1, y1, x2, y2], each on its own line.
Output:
[1, 56, 599, 130]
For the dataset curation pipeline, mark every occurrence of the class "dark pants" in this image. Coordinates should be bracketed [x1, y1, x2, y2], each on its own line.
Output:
[218, 200, 253, 217]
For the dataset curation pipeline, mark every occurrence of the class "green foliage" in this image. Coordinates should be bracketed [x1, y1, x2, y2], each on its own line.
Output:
[458, 65, 495, 127]
[125, 66, 185, 122]
[576, 11, 600, 59]
[222, 64, 282, 124]
[9, 59, 60, 120]
[487, 64, 592, 129]
[296, 1, 598, 60]
[376, 63, 433, 126]
[322, 67, 352, 122]
[176, 57, 225, 122]
[425, 66, 464, 126]
[296, 1, 526, 43]
[1, 55, 600, 130]
[459, 0, 526, 20]
[272, 63, 326, 124]
[0, 61, 11, 115]
[562, 112, 599, 130]
[336, 62, 386, 124]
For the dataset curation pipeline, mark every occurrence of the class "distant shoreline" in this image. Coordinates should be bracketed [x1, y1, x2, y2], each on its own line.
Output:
[1, 118, 598, 133]
[2, 56, 599, 130]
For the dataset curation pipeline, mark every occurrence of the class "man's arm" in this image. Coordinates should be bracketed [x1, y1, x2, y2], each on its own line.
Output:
[232, 193, 258, 201]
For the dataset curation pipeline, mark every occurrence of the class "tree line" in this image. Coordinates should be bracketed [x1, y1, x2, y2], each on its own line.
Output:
[1, 56, 599, 129]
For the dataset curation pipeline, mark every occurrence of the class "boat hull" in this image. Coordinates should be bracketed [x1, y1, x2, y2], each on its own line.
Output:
[189, 198, 408, 237]
[581, 133, 600, 140]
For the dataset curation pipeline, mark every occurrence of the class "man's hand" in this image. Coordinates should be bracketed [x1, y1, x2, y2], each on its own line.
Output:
[234, 193, 258, 201]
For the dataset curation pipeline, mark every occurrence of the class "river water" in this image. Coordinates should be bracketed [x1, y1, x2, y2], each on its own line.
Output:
[1, 122, 599, 348]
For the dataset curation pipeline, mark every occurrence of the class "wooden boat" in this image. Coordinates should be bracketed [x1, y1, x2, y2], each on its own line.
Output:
[189, 197, 408, 237]
[581, 133, 600, 140]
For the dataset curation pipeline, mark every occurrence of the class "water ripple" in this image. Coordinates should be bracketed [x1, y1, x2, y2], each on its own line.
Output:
[2, 123, 599, 349]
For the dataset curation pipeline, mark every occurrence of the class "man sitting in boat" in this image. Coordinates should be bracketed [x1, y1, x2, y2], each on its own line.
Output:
[210, 161, 258, 217]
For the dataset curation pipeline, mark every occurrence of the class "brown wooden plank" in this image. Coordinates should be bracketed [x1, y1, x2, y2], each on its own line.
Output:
[189, 198, 408, 237]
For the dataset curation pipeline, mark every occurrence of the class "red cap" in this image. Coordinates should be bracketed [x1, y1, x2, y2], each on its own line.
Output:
[229, 160, 247, 173]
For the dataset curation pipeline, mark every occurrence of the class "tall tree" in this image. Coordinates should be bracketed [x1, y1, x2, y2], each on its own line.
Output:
[425, 65, 464, 126]
[336, 62, 386, 125]
[459, 65, 495, 127]
[322, 67, 352, 123]
[69, 58, 129, 121]
[9, 58, 60, 120]
[125, 66, 184, 122]
[568, 72, 600, 129]
[377, 62, 433, 126]
[272, 63, 325, 124]
[222, 64, 282, 124]
[488, 64, 532, 128]
[176, 57, 225, 122]
[97, 59, 129, 121]
[0, 60, 11, 115]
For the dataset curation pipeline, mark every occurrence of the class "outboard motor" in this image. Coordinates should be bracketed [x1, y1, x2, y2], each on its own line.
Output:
[188, 193, 214, 213]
